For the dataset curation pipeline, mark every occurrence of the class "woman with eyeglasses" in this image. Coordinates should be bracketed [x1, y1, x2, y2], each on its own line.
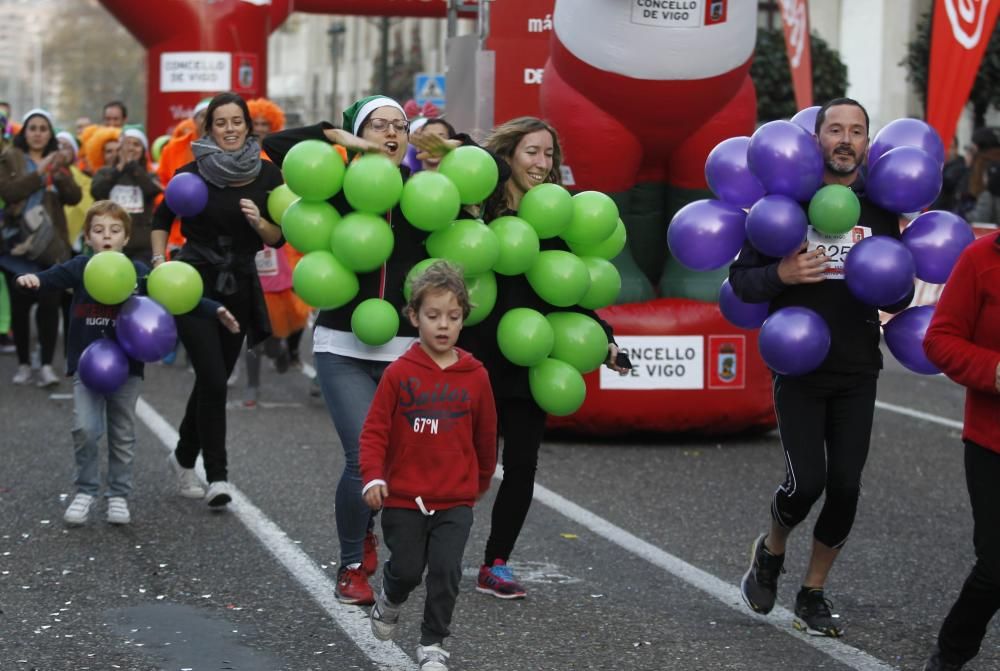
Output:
[263, 94, 432, 607]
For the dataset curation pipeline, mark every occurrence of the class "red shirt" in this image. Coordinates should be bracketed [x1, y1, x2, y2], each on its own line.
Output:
[360, 344, 498, 511]
[924, 231, 1000, 452]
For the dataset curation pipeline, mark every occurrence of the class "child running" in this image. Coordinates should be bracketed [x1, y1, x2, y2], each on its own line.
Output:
[16, 200, 238, 526]
[360, 261, 497, 671]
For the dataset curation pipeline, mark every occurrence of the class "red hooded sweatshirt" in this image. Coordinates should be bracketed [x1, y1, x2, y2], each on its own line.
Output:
[360, 343, 498, 511]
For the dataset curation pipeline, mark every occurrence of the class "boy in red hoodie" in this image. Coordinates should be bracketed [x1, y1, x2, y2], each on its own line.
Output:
[360, 261, 497, 671]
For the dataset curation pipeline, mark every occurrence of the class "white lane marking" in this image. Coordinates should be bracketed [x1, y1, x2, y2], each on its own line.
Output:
[875, 400, 963, 431]
[512, 466, 898, 671]
[135, 397, 416, 671]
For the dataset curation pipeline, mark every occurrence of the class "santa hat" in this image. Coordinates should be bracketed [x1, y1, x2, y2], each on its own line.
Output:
[55, 131, 78, 158]
[342, 95, 406, 136]
[21, 108, 54, 128]
[123, 127, 149, 154]
[193, 97, 212, 117]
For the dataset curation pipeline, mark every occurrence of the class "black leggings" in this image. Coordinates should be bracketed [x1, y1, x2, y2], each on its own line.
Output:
[770, 373, 877, 549]
[484, 396, 547, 566]
[5, 270, 61, 366]
[174, 312, 245, 482]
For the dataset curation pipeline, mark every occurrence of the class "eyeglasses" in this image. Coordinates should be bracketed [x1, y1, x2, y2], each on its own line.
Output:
[366, 118, 409, 133]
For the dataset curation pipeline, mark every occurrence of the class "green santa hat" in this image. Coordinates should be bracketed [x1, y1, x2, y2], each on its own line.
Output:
[342, 95, 406, 136]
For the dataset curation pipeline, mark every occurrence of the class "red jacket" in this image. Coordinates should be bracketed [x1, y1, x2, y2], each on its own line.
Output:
[924, 231, 1000, 452]
[360, 344, 498, 511]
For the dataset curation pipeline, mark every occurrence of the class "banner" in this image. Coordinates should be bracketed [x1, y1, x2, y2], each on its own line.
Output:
[780, 0, 813, 110]
[927, 0, 1000, 146]
[485, 2, 556, 124]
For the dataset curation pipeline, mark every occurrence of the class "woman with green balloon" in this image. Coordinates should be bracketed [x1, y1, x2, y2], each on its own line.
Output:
[151, 92, 284, 510]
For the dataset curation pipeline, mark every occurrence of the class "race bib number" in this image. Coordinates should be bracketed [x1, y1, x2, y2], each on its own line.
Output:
[806, 225, 871, 279]
[255, 247, 279, 276]
[109, 184, 144, 213]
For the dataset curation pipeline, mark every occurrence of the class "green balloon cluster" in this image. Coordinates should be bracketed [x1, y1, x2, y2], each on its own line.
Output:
[147, 261, 203, 315]
[292, 251, 359, 310]
[496, 308, 553, 367]
[547, 312, 608, 373]
[567, 218, 627, 260]
[281, 200, 341, 253]
[525, 250, 590, 307]
[331, 212, 394, 272]
[808, 184, 861, 235]
[528, 357, 587, 417]
[564, 191, 619, 244]
[351, 298, 400, 346]
[267, 184, 300, 225]
[83, 251, 137, 305]
[426, 219, 500, 276]
[343, 154, 403, 214]
[518, 183, 572, 239]
[400, 171, 461, 232]
[439, 146, 499, 205]
[489, 216, 540, 276]
[579, 257, 622, 310]
[282, 140, 346, 202]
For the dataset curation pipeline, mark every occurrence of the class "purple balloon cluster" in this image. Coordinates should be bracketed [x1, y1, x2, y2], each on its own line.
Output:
[866, 119, 945, 214]
[77, 295, 177, 394]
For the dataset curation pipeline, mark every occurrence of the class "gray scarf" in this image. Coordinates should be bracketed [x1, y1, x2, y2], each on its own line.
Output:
[191, 135, 262, 188]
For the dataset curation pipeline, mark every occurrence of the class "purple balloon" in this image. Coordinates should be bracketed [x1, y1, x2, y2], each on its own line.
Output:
[746, 194, 808, 257]
[402, 144, 422, 173]
[718, 278, 769, 329]
[901, 210, 976, 284]
[78, 337, 129, 394]
[165, 172, 209, 217]
[869, 118, 945, 169]
[866, 146, 943, 214]
[667, 199, 747, 272]
[758, 307, 831, 376]
[844, 236, 916, 306]
[705, 136, 766, 208]
[790, 106, 821, 133]
[883, 305, 940, 375]
[116, 295, 178, 363]
[747, 120, 825, 202]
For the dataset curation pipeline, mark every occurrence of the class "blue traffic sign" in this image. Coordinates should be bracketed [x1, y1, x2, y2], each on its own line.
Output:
[414, 73, 446, 107]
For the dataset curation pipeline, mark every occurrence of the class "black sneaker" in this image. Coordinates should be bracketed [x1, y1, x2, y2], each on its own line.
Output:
[923, 646, 964, 671]
[793, 587, 843, 637]
[740, 534, 784, 614]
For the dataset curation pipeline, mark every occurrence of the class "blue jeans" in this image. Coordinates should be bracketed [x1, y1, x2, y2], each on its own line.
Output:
[315, 352, 388, 566]
[71, 374, 141, 498]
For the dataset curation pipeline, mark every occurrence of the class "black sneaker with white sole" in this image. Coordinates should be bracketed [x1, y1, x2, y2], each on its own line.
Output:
[740, 533, 785, 615]
[793, 587, 843, 637]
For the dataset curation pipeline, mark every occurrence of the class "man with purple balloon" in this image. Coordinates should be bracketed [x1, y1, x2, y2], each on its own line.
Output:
[730, 98, 915, 638]
[16, 201, 238, 529]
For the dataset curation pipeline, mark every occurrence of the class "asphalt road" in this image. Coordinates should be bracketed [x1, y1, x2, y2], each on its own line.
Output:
[1, 340, 996, 671]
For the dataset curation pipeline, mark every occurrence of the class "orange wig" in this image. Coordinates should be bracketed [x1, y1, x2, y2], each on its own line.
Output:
[84, 126, 122, 172]
[247, 98, 285, 133]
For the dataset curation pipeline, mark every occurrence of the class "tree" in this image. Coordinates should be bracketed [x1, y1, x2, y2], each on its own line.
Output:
[751, 28, 848, 123]
[902, 10, 1000, 129]
[44, 0, 146, 127]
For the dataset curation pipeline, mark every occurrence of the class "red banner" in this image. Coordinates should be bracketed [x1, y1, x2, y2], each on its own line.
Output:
[928, 0, 1000, 146]
[484, 2, 555, 124]
[780, 0, 813, 110]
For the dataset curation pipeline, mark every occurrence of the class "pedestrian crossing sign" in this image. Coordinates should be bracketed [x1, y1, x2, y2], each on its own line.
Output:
[414, 73, 446, 107]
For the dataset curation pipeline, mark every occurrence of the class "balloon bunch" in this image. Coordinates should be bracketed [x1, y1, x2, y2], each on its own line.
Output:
[677, 108, 972, 376]
[77, 252, 202, 393]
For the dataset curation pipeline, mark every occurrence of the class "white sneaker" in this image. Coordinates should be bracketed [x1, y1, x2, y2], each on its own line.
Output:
[12, 364, 32, 385]
[36, 364, 60, 388]
[167, 452, 205, 499]
[370, 589, 401, 640]
[416, 644, 450, 671]
[205, 480, 232, 508]
[64, 493, 94, 526]
[106, 496, 131, 525]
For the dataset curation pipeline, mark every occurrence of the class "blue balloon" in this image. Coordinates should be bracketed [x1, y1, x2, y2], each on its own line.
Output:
[747, 120, 825, 202]
[745, 194, 808, 257]
[790, 106, 821, 134]
[165, 172, 209, 217]
[883, 305, 939, 375]
[705, 136, 766, 208]
[667, 199, 747, 272]
[866, 146, 943, 214]
[719, 279, 769, 329]
[78, 338, 129, 394]
[869, 118, 946, 168]
[901, 210, 976, 284]
[758, 307, 831, 376]
[844, 236, 916, 307]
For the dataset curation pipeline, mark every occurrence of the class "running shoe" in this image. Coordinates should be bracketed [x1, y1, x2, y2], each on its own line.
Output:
[476, 559, 527, 599]
[205, 481, 232, 508]
[741, 533, 784, 615]
[106, 497, 131, 525]
[416, 644, 450, 671]
[793, 587, 843, 637]
[335, 565, 374, 605]
[64, 493, 94, 526]
[12, 364, 32, 385]
[370, 589, 401, 640]
[168, 452, 205, 499]
[362, 530, 379, 576]
[37, 364, 60, 388]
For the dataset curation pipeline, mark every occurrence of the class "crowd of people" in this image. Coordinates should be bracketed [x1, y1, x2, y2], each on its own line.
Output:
[1, 92, 998, 671]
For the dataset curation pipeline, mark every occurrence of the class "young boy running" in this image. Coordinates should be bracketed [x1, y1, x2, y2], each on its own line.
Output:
[360, 261, 497, 671]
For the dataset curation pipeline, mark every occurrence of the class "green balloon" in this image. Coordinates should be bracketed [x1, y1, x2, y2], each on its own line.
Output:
[525, 250, 590, 307]
[351, 298, 400, 346]
[528, 357, 587, 417]
[517, 183, 573, 239]
[292, 250, 359, 309]
[399, 171, 461, 231]
[282, 200, 341, 253]
[464, 271, 496, 327]
[151, 134, 169, 163]
[546, 311, 608, 373]
[403, 257, 440, 302]
[496, 307, 553, 367]
[808, 184, 861, 235]
[83, 251, 137, 306]
[147, 261, 203, 315]
[578, 257, 621, 309]
[343, 154, 403, 214]
[563, 191, 619, 244]
[267, 184, 300, 226]
[438, 146, 499, 205]
[489, 215, 540, 276]
[425, 219, 500, 276]
[568, 218, 627, 260]
[282, 139, 346, 202]
[330, 212, 395, 272]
